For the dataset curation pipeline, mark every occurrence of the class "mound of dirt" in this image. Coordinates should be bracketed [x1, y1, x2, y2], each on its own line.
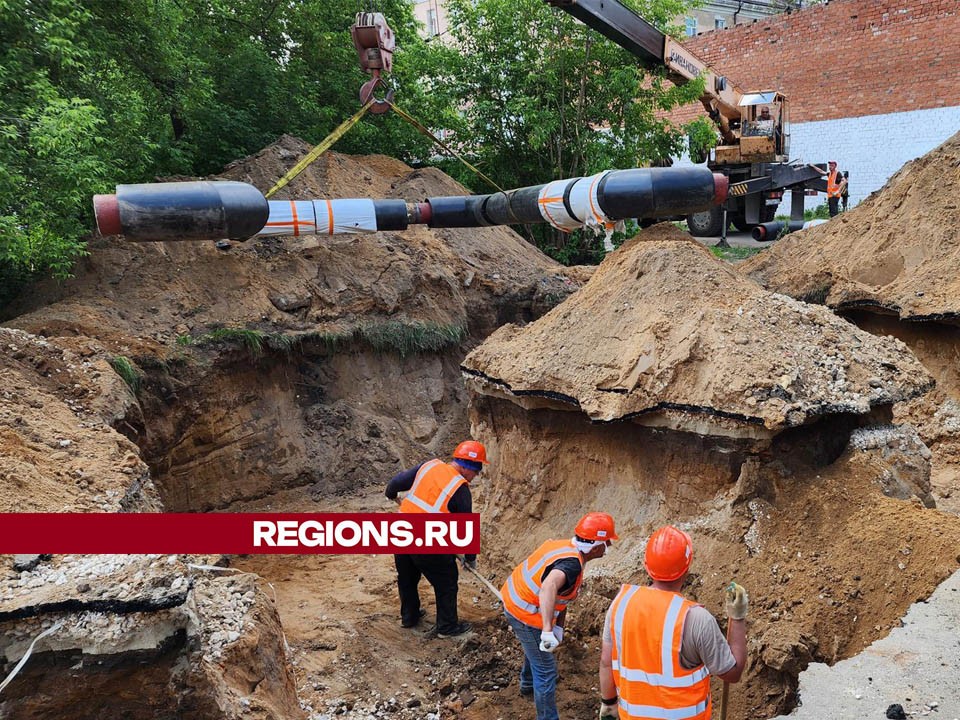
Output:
[740, 134, 960, 514]
[0, 328, 159, 513]
[743, 130, 960, 322]
[463, 224, 932, 438]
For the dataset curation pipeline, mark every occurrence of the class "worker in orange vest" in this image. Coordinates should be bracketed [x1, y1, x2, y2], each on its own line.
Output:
[501, 512, 618, 720]
[825, 160, 847, 218]
[385, 440, 487, 637]
[597, 526, 748, 720]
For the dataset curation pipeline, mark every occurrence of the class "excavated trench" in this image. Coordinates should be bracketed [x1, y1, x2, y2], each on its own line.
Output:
[6, 292, 956, 719]
[116, 316, 949, 720]
[134, 344, 471, 512]
[4, 301, 957, 720]
[467, 392, 955, 718]
[6, 135, 960, 718]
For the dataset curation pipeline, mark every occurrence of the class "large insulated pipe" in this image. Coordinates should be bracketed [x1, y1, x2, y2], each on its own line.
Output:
[94, 181, 269, 242]
[752, 220, 805, 241]
[93, 167, 727, 242]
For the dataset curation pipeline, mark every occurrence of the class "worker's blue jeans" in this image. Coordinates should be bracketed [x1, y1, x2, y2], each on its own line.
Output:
[505, 611, 559, 720]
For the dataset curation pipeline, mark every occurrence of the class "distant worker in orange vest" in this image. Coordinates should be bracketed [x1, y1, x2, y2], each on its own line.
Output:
[385, 440, 487, 637]
[501, 512, 618, 720]
[597, 526, 748, 720]
[825, 160, 848, 218]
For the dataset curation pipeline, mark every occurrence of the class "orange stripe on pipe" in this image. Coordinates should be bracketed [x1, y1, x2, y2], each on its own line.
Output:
[290, 201, 300, 237]
[538, 195, 564, 230]
[588, 174, 605, 223]
[326, 200, 334, 235]
[264, 221, 317, 228]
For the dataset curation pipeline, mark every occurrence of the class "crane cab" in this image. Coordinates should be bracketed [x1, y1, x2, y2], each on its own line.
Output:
[741, 91, 789, 161]
[715, 91, 790, 164]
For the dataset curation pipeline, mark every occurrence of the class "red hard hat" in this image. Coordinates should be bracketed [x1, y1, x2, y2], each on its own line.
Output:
[453, 440, 487, 464]
[574, 512, 619, 542]
[644, 526, 693, 581]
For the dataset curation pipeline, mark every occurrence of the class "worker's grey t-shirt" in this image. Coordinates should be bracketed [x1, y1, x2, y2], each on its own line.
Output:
[602, 602, 736, 676]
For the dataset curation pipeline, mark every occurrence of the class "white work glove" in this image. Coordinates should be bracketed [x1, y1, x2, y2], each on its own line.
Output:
[539, 630, 560, 653]
[599, 699, 618, 719]
[725, 582, 749, 620]
[461, 557, 477, 571]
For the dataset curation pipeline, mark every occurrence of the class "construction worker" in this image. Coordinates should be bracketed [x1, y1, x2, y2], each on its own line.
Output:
[825, 160, 847, 217]
[501, 512, 618, 720]
[597, 526, 748, 720]
[385, 440, 487, 638]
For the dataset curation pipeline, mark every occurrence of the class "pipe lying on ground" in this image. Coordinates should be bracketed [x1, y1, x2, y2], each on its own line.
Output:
[93, 167, 728, 242]
[752, 220, 805, 241]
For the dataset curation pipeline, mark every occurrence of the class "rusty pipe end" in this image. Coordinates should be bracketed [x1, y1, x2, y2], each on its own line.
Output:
[414, 201, 432, 225]
[93, 194, 121, 236]
[712, 173, 729, 205]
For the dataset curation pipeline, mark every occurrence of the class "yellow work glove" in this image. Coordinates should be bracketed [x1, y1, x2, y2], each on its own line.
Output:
[598, 698, 618, 719]
[724, 582, 749, 620]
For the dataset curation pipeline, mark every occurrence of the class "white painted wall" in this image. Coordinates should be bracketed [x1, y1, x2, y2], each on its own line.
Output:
[675, 105, 960, 217]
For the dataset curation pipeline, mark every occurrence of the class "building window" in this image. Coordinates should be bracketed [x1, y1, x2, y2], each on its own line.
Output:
[427, 8, 438, 36]
[714, 16, 726, 29]
[684, 17, 697, 36]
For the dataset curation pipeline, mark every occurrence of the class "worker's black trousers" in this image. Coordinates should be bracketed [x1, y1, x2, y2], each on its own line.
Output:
[394, 553, 459, 632]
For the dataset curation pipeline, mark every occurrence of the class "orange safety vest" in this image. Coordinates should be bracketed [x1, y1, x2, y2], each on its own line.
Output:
[398, 459, 467, 514]
[501, 539, 583, 628]
[827, 169, 842, 198]
[608, 585, 711, 720]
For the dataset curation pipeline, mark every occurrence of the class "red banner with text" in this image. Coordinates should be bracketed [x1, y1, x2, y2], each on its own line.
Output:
[0, 513, 481, 554]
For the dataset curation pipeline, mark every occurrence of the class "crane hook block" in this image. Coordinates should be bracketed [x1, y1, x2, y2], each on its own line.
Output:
[351, 12, 395, 75]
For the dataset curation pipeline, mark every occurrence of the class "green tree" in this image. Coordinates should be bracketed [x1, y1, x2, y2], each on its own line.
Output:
[0, 0, 443, 301]
[424, 0, 703, 261]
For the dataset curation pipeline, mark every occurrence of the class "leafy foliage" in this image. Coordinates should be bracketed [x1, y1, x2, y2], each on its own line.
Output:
[0, 0, 698, 294]
[424, 0, 701, 260]
[685, 116, 719, 164]
[0, 0, 438, 297]
[776, 202, 831, 222]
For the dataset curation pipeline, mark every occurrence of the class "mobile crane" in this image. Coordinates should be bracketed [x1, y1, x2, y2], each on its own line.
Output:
[546, 0, 827, 236]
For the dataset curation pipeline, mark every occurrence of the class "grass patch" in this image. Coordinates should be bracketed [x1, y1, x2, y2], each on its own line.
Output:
[205, 328, 266, 354]
[298, 329, 354, 354]
[265, 333, 300, 353]
[181, 320, 467, 359]
[109, 356, 142, 393]
[358, 321, 467, 357]
[709, 246, 763, 263]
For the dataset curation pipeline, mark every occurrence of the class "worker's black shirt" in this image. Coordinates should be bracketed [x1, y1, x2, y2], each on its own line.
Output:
[385, 462, 474, 561]
[542, 557, 583, 596]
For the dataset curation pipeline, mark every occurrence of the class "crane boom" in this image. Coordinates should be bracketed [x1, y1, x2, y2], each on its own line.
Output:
[546, 0, 742, 137]
[546, 0, 828, 234]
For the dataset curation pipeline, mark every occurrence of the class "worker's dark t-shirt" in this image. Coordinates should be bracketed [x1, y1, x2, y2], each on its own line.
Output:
[542, 557, 582, 596]
[385, 462, 474, 561]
